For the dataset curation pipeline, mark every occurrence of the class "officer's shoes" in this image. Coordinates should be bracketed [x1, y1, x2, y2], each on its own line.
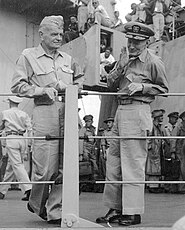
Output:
[27, 202, 47, 221]
[119, 214, 141, 226]
[47, 218, 62, 225]
[0, 192, 5, 199]
[27, 202, 34, 213]
[96, 209, 121, 223]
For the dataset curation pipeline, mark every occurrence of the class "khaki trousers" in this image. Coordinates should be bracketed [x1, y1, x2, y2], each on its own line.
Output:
[0, 137, 31, 194]
[103, 104, 152, 214]
[29, 102, 64, 221]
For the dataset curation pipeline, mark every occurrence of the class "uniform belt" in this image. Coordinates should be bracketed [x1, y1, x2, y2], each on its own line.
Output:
[34, 95, 65, 106]
[5, 131, 24, 136]
[118, 99, 148, 105]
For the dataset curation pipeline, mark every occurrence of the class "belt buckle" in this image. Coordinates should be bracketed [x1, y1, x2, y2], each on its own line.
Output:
[57, 96, 65, 102]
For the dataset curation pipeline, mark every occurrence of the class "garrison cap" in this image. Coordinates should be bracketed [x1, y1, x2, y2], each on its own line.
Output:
[123, 21, 154, 40]
[104, 117, 114, 123]
[152, 109, 165, 118]
[40, 15, 64, 29]
[83, 114, 93, 122]
[8, 96, 23, 104]
[168, 112, 179, 118]
[179, 111, 185, 119]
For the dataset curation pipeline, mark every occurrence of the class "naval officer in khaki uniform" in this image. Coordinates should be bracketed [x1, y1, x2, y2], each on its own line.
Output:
[96, 21, 169, 226]
[11, 15, 84, 224]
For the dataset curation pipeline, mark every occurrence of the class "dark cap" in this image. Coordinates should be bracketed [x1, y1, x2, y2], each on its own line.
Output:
[104, 117, 114, 123]
[123, 21, 154, 40]
[83, 114, 93, 122]
[152, 109, 165, 118]
[179, 111, 185, 119]
[168, 112, 179, 119]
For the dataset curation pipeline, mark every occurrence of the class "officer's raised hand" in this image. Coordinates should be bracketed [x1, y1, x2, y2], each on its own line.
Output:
[117, 47, 129, 70]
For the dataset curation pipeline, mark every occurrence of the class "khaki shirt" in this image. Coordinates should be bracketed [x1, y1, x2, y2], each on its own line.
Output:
[11, 44, 84, 97]
[101, 129, 113, 148]
[107, 48, 169, 103]
[79, 125, 96, 156]
[0, 107, 32, 134]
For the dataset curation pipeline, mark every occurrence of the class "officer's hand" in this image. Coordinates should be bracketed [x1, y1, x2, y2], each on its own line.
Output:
[43, 87, 58, 101]
[55, 173, 63, 185]
[117, 47, 129, 69]
[128, 83, 143, 96]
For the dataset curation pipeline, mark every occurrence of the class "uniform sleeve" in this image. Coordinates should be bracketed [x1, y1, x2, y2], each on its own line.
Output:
[142, 58, 169, 95]
[11, 54, 44, 97]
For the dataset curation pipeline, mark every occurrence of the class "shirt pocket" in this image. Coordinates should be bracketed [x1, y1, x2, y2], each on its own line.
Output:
[126, 73, 143, 83]
[33, 67, 57, 87]
[58, 66, 73, 85]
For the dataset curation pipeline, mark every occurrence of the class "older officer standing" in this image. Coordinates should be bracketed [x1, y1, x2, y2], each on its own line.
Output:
[96, 21, 169, 226]
[11, 16, 84, 224]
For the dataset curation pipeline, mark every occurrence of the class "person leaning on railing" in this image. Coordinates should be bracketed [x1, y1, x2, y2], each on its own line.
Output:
[11, 15, 84, 225]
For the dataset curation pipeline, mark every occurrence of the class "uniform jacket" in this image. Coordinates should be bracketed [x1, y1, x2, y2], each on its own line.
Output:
[146, 122, 164, 175]
[163, 122, 179, 158]
[79, 125, 96, 156]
